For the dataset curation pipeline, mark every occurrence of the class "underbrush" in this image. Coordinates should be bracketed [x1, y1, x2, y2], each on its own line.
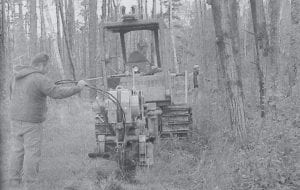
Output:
[133, 98, 299, 190]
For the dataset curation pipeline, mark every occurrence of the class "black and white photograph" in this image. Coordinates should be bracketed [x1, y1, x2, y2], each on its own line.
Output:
[0, 0, 299, 189]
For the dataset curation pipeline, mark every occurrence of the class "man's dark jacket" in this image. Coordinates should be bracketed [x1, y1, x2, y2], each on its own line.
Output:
[10, 65, 81, 123]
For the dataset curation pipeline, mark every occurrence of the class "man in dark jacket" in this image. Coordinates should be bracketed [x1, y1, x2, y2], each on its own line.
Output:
[9, 53, 87, 189]
[127, 40, 152, 73]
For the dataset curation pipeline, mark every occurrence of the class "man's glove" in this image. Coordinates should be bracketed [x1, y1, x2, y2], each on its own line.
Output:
[77, 80, 88, 89]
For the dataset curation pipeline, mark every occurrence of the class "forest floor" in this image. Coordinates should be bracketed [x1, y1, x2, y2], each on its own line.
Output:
[1, 95, 299, 190]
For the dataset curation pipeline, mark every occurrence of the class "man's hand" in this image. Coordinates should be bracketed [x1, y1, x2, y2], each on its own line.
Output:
[77, 80, 88, 89]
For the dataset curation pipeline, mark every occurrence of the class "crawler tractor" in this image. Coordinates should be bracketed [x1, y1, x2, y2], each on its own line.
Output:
[89, 16, 193, 171]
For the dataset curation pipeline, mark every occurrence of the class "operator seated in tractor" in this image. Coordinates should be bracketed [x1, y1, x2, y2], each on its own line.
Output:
[127, 40, 154, 74]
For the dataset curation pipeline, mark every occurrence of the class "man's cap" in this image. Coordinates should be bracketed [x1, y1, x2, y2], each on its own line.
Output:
[137, 40, 148, 48]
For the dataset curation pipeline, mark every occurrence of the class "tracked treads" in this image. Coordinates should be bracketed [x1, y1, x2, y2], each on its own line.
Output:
[161, 105, 192, 138]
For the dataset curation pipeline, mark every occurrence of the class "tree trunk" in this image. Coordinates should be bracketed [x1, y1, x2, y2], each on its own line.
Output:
[40, 0, 46, 51]
[6, 1, 12, 62]
[227, 0, 247, 138]
[58, 0, 76, 80]
[44, 0, 65, 78]
[14, 0, 26, 59]
[102, 0, 106, 21]
[250, 0, 269, 118]
[268, 0, 281, 103]
[211, 0, 247, 141]
[145, 0, 148, 19]
[29, 0, 37, 56]
[112, 0, 119, 21]
[66, 0, 75, 76]
[81, 3, 88, 78]
[55, 0, 63, 60]
[152, 0, 156, 18]
[108, 0, 111, 21]
[0, 0, 6, 98]
[140, 0, 144, 19]
[289, 0, 300, 96]
[160, 0, 163, 17]
[88, 0, 98, 99]
[195, 0, 202, 59]
[67, 0, 75, 51]
[0, 0, 7, 172]
[169, 0, 179, 73]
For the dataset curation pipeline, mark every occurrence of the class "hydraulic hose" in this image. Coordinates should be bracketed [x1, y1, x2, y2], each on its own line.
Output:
[55, 79, 127, 124]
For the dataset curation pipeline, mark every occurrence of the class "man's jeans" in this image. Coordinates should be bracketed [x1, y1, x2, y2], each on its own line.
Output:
[9, 120, 42, 187]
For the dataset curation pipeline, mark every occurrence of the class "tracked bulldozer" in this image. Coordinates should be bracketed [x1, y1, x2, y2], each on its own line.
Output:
[89, 16, 193, 173]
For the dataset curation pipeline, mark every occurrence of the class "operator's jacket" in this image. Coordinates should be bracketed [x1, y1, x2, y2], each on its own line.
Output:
[10, 65, 81, 123]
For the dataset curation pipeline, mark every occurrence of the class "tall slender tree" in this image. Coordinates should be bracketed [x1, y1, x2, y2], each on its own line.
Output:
[14, 0, 26, 59]
[108, 0, 111, 21]
[250, 0, 269, 118]
[58, 0, 76, 80]
[55, 0, 63, 60]
[40, 0, 46, 51]
[152, 0, 156, 18]
[88, 0, 98, 98]
[44, 0, 65, 78]
[160, 0, 163, 17]
[102, 0, 107, 21]
[268, 0, 281, 103]
[145, 0, 148, 19]
[81, 1, 88, 78]
[0, 2, 7, 185]
[289, 0, 300, 96]
[66, 0, 75, 51]
[169, 0, 179, 73]
[29, 0, 37, 56]
[112, 0, 120, 21]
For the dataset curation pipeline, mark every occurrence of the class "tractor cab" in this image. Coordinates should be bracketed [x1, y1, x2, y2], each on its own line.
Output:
[103, 16, 163, 72]
[101, 16, 171, 104]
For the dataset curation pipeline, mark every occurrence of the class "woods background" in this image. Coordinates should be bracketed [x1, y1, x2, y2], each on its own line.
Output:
[0, 0, 299, 190]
